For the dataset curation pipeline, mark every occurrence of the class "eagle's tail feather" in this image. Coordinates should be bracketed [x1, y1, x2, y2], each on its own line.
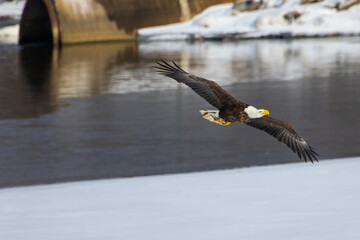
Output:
[199, 110, 230, 126]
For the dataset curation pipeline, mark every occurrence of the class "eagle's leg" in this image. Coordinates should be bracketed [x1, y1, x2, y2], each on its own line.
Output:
[213, 117, 231, 126]
[215, 118, 231, 126]
[214, 118, 224, 124]
[199, 110, 231, 126]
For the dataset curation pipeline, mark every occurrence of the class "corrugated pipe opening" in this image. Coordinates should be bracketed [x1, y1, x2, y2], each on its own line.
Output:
[19, 0, 59, 45]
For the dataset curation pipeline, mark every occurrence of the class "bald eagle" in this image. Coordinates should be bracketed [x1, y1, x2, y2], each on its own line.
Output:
[156, 60, 318, 163]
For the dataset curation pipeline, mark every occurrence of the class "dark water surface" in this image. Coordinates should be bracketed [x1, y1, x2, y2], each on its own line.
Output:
[0, 38, 360, 188]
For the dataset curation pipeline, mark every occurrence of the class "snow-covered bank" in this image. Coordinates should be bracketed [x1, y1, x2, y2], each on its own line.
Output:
[0, 0, 24, 44]
[0, 157, 359, 240]
[0, 0, 24, 18]
[139, 0, 360, 41]
[0, 24, 19, 44]
[2, 0, 360, 44]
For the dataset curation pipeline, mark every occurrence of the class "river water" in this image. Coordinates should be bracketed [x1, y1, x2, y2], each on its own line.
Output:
[0, 38, 360, 188]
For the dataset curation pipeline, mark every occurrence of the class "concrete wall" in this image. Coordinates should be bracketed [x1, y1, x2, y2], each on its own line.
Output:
[20, 0, 233, 45]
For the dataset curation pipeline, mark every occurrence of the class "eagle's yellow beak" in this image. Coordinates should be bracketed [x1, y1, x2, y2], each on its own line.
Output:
[261, 109, 270, 115]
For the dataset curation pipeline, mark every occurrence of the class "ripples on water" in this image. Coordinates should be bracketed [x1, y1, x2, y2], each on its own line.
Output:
[1, 38, 360, 187]
[1, 38, 359, 120]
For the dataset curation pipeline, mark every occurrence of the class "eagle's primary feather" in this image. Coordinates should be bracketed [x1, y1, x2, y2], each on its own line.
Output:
[156, 60, 318, 163]
[246, 116, 318, 162]
[156, 60, 240, 109]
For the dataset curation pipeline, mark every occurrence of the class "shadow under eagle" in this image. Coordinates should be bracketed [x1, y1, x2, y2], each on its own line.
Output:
[156, 60, 318, 163]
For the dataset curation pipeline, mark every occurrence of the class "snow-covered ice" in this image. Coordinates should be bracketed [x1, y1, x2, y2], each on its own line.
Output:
[139, 0, 360, 41]
[0, 157, 359, 240]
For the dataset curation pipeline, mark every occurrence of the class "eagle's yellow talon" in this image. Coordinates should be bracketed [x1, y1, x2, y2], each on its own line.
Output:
[223, 121, 231, 126]
[215, 118, 223, 124]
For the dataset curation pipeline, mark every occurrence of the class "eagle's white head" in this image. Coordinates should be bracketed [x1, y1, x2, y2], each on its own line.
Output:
[244, 106, 270, 119]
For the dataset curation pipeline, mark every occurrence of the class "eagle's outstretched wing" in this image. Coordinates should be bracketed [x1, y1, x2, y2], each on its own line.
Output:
[156, 60, 240, 109]
[246, 116, 319, 162]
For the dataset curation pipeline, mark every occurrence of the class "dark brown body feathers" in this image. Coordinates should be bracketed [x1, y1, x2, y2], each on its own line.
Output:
[220, 105, 251, 123]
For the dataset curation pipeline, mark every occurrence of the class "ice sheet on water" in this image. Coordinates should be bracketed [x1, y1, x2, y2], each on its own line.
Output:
[0, 157, 360, 240]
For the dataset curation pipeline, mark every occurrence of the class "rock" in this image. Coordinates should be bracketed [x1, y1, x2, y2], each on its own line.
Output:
[300, 0, 323, 4]
[283, 11, 301, 24]
[232, 0, 263, 12]
[336, 0, 360, 11]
